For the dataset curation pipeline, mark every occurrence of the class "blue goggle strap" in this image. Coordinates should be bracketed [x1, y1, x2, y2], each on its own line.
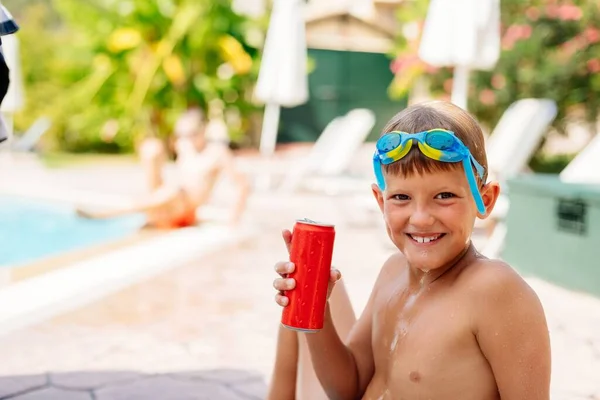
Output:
[462, 157, 486, 214]
[373, 155, 386, 190]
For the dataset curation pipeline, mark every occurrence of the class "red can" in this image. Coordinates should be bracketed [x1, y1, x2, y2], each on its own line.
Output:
[281, 218, 336, 332]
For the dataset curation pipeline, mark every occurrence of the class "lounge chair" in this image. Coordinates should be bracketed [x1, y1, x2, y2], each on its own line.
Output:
[559, 133, 600, 184]
[476, 99, 557, 237]
[486, 98, 558, 187]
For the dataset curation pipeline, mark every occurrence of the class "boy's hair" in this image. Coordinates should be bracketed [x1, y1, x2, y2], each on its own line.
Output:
[381, 101, 488, 183]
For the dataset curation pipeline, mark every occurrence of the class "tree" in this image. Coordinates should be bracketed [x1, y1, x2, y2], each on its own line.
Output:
[10, 0, 266, 152]
[391, 0, 600, 135]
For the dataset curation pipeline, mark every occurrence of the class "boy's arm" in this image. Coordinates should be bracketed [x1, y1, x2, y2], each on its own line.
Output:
[304, 300, 373, 400]
[304, 256, 398, 399]
[474, 261, 551, 400]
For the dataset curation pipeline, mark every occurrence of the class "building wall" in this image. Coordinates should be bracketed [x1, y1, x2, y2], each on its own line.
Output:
[306, 16, 395, 53]
[278, 48, 407, 143]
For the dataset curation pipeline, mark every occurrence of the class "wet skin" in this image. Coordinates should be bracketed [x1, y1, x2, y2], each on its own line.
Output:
[363, 248, 501, 399]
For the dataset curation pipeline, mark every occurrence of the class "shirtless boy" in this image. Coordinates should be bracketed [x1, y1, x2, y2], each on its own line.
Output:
[76, 108, 250, 228]
[271, 101, 551, 399]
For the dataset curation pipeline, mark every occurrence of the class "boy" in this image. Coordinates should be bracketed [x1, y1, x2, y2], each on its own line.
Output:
[76, 108, 251, 228]
[271, 101, 551, 399]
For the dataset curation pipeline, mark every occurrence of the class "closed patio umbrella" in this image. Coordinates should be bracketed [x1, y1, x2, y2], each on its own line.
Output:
[418, 0, 501, 110]
[0, 3, 19, 144]
[255, 0, 309, 157]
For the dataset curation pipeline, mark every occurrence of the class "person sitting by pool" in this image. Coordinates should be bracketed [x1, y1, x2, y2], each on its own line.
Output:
[76, 107, 251, 229]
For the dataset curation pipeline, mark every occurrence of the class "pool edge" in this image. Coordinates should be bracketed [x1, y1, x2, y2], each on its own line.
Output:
[0, 224, 256, 338]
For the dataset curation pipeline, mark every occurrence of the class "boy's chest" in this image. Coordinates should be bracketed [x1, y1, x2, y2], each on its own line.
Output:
[370, 286, 495, 398]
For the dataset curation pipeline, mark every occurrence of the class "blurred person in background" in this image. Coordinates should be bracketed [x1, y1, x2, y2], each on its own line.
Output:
[76, 107, 251, 228]
[0, 1, 18, 144]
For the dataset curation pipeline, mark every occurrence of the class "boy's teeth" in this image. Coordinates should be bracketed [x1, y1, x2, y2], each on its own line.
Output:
[410, 234, 441, 243]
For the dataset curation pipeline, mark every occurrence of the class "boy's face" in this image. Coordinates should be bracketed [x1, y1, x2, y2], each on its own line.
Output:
[372, 167, 499, 271]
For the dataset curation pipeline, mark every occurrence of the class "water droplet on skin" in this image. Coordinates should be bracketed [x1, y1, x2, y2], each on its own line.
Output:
[390, 335, 399, 352]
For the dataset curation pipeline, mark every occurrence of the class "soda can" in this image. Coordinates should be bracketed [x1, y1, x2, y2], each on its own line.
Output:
[281, 218, 336, 332]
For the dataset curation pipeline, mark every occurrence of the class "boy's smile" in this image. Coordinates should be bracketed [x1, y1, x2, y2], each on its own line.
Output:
[373, 166, 496, 273]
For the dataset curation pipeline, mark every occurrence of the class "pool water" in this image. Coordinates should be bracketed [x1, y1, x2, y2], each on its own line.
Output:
[0, 196, 145, 267]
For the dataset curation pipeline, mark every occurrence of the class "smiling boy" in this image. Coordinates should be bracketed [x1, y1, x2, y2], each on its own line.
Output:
[272, 101, 551, 399]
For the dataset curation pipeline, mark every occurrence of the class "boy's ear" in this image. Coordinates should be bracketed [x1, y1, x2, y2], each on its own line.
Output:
[478, 181, 501, 219]
[371, 183, 385, 213]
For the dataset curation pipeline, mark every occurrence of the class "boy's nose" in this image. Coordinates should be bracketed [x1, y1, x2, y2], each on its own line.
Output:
[409, 206, 435, 228]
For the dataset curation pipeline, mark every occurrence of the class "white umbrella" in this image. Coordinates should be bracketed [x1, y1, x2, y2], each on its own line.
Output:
[254, 0, 309, 157]
[418, 0, 501, 109]
[1, 33, 25, 114]
[0, 33, 24, 143]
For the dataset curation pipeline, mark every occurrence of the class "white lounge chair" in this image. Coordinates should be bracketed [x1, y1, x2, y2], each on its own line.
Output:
[486, 98, 558, 187]
[559, 133, 600, 184]
[279, 108, 376, 194]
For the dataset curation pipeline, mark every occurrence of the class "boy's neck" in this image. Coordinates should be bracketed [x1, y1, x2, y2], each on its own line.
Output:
[408, 241, 477, 287]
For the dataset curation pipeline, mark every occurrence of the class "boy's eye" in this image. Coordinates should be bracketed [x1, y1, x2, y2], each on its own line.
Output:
[435, 192, 455, 200]
[391, 194, 410, 201]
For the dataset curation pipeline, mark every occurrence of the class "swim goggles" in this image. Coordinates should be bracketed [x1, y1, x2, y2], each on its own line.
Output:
[373, 129, 486, 214]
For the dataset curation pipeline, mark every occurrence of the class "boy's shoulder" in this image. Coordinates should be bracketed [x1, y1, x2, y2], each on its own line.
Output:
[381, 250, 409, 273]
[370, 251, 408, 290]
[459, 256, 543, 321]
[461, 257, 529, 293]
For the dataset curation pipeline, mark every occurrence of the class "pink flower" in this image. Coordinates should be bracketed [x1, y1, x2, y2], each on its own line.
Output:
[558, 5, 583, 21]
[491, 74, 506, 90]
[584, 27, 600, 44]
[587, 59, 600, 73]
[502, 25, 533, 50]
[479, 89, 496, 106]
[391, 58, 404, 74]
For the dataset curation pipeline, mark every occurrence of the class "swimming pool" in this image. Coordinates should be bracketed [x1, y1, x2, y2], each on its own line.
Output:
[0, 196, 145, 267]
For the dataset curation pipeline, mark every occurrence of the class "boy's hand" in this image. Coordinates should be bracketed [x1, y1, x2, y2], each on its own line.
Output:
[273, 228, 341, 307]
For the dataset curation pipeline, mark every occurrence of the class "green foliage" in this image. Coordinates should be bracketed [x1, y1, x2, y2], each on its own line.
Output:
[392, 0, 600, 133]
[9, 0, 266, 152]
[529, 152, 576, 173]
